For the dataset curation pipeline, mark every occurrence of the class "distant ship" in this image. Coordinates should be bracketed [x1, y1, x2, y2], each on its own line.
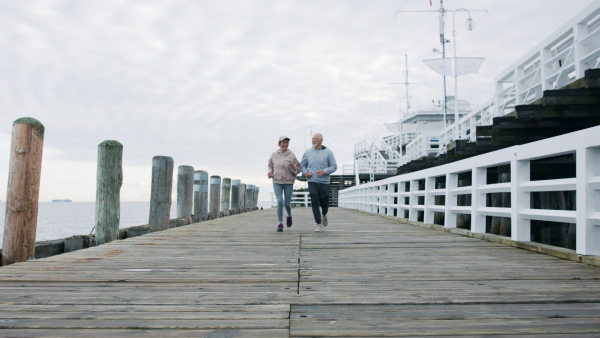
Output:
[52, 199, 72, 202]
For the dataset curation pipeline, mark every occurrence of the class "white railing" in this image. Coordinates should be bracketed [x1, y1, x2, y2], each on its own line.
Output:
[380, 138, 402, 161]
[360, 2, 600, 169]
[354, 142, 396, 174]
[342, 164, 355, 175]
[270, 191, 310, 208]
[402, 133, 442, 165]
[340, 125, 600, 256]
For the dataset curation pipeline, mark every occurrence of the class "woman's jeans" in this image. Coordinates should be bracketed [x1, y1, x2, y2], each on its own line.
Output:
[273, 183, 294, 223]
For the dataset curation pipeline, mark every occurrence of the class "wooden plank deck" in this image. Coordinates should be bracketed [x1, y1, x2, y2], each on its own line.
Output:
[0, 207, 599, 337]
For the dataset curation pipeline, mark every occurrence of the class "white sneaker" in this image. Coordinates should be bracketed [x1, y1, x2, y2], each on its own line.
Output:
[322, 214, 328, 227]
[314, 224, 324, 232]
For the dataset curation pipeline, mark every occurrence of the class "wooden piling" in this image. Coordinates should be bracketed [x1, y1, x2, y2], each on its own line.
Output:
[209, 176, 221, 219]
[2, 118, 45, 266]
[246, 185, 254, 211]
[176, 165, 194, 219]
[94, 140, 123, 245]
[148, 156, 174, 231]
[253, 186, 260, 209]
[231, 179, 241, 214]
[193, 170, 209, 222]
[239, 183, 247, 213]
[220, 178, 231, 216]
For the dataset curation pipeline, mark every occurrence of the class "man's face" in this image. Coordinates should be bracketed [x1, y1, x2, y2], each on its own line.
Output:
[311, 135, 322, 148]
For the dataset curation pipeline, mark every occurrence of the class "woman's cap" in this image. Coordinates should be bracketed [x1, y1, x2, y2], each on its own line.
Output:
[278, 136, 290, 142]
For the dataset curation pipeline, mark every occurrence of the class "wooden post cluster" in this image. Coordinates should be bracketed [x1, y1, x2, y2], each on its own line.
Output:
[2, 118, 263, 263]
[220, 178, 231, 217]
[148, 156, 174, 231]
[193, 170, 209, 222]
[94, 140, 123, 245]
[2, 118, 45, 266]
[191, 173, 258, 220]
[208, 175, 221, 220]
[177, 165, 194, 220]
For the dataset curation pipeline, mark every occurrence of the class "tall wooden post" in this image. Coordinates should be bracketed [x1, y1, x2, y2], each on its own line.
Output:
[2, 118, 45, 266]
[176, 165, 194, 219]
[246, 185, 254, 212]
[239, 183, 247, 213]
[209, 175, 221, 219]
[253, 186, 260, 209]
[94, 140, 123, 245]
[220, 178, 231, 216]
[193, 170, 209, 221]
[148, 156, 173, 231]
[231, 179, 241, 214]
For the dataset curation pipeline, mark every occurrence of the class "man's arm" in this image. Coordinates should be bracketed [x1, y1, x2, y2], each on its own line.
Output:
[324, 150, 337, 174]
[300, 152, 308, 174]
[301, 152, 313, 178]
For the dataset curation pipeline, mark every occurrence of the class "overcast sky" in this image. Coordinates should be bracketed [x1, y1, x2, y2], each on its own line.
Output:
[0, 0, 596, 203]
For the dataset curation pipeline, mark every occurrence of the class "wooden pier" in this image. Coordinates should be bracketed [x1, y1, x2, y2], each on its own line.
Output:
[0, 208, 599, 336]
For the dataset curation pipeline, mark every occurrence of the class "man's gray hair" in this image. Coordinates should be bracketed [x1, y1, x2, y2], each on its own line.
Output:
[314, 133, 323, 140]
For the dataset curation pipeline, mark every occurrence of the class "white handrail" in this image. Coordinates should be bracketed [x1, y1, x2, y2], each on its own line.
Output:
[340, 125, 600, 256]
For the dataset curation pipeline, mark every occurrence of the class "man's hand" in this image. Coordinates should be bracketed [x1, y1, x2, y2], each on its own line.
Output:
[305, 172, 313, 179]
[317, 170, 325, 176]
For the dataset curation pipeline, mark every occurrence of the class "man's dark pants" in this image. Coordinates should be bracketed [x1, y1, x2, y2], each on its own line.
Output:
[308, 182, 329, 224]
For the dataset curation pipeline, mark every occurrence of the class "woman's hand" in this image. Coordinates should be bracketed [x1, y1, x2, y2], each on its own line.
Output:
[268, 172, 273, 178]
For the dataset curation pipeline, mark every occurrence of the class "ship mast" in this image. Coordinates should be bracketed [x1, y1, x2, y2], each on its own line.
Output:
[387, 55, 426, 121]
[397, 0, 485, 130]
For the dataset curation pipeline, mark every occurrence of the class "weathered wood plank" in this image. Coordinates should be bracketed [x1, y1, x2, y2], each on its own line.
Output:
[0, 329, 288, 337]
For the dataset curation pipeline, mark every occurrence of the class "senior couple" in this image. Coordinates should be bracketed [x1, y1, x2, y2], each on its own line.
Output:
[267, 133, 337, 232]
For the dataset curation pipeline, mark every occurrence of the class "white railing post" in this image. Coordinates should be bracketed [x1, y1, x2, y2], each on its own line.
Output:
[515, 66, 524, 105]
[541, 47, 552, 91]
[576, 143, 600, 255]
[424, 177, 435, 224]
[511, 158, 531, 241]
[408, 180, 417, 221]
[573, 23, 586, 79]
[445, 173, 457, 228]
[495, 81, 505, 120]
[471, 167, 487, 233]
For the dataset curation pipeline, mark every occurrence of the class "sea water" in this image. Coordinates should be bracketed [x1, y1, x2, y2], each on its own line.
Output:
[0, 201, 273, 243]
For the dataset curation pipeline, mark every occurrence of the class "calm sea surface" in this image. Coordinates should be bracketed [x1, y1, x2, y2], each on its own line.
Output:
[0, 201, 272, 243]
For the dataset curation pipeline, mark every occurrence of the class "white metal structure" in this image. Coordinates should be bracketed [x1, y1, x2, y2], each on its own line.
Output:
[341, 125, 600, 256]
[356, 1, 600, 173]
